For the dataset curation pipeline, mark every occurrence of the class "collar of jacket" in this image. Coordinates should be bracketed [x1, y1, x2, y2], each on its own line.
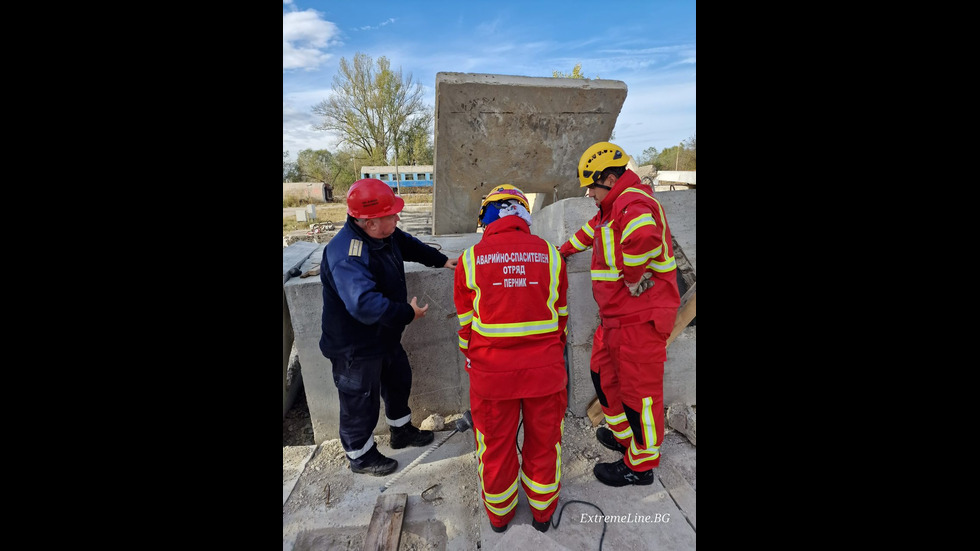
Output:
[346, 214, 394, 249]
[598, 169, 641, 213]
[482, 215, 530, 237]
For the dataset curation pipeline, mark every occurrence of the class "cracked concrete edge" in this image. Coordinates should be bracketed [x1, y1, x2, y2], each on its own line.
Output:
[658, 461, 696, 531]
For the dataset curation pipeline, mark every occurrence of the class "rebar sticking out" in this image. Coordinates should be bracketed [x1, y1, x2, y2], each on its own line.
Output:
[381, 411, 473, 492]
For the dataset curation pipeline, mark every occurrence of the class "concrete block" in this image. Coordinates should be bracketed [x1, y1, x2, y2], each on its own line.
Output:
[283, 241, 319, 419]
[655, 190, 696, 273]
[282, 191, 694, 439]
[665, 326, 696, 406]
[432, 73, 627, 235]
[284, 235, 481, 445]
[282, 241, 318, 283]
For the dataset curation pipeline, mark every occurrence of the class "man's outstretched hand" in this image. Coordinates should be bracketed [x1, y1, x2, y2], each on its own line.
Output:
[411, 296, 430, 320]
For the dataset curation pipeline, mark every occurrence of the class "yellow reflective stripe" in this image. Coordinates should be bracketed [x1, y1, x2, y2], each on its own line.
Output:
[521, 471, 558, 494]
[591, 269, 621, 281]
[473, 318, 559, 337]
[484, 476, 520, 504]
[642, 396, 657, 447]
[605, 412, 627, 425]
[457, 309, 473, 325]
[653, 199, 676, 272]
[628, 447, 660, 465]
[546, 245, 561, 321]
[623, 187, 654, 201]
[521, 440, 562, 496]
[472, 246, 562, 338]
[476, 430, 521, 511]
[612, 425, 633, 439]
[458, 335, 468, 349]
[647, 257, 676, 272]
[485, 497, 519, 516]
[623, 247, 658, 267]
[626, 396, 661, 466]
[558, 305, 568, 316]
[462, 247, 482, 315]
[628, 446, 661, 464]
[526, 492, 559, 511]
[621, 212, 656, 241]
[582, 222, 595, 238]
[476, 428, 487, 479]
[569, 235, 587, 251]
[600, 226, 616, 269]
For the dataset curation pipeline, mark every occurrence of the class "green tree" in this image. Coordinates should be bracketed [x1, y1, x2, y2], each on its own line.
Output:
[296, 149, 334, 183]
[682, 134, 696, 170]
[395, 115, 434, 166]
[283, 151, 300, 182]
[311, 53, 430, 185]
[650, 134, 696, 171]
[635, 147, 659, 166]
[329, 148, 363, 198]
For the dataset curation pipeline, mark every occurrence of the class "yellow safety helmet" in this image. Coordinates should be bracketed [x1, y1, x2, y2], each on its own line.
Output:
[479, 184, 530, 221]
[577, 141, 631, 187]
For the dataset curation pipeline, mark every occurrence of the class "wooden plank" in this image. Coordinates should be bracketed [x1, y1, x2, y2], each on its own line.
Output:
[666, 283, 696, 348]
[362, 493, 407, 551]
[587, 397, 603, 427]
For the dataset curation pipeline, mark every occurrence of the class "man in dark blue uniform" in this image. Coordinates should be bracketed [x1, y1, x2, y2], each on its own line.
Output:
[320, 178, 458, 476]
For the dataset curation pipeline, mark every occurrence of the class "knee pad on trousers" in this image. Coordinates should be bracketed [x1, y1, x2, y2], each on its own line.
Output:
[623, 403, 644, 448]
[591, 370, 609, 408]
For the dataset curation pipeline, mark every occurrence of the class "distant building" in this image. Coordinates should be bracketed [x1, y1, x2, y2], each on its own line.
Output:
[360, 165, 433, 190]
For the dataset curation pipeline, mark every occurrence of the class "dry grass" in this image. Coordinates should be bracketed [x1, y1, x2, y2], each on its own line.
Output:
[283, 193, 432, 236]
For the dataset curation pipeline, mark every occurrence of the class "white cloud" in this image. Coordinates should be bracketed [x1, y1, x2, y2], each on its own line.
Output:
[283, 10, 341, 71]
[355, 17, 397, 31]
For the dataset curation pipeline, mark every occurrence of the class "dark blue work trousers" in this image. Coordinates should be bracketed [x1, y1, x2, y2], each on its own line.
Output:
[328, 344, 413, 456]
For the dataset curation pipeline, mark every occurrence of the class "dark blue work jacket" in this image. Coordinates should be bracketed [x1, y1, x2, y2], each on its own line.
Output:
[319, 216, 448, 358]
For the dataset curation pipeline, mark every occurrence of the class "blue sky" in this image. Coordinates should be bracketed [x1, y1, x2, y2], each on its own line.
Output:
[283, 1, 696, 164]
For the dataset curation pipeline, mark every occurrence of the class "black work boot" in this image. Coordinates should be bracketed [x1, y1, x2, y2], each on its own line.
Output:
[349, 444, 398, 476]
[593, 460, 654, 487]
[389, 423, 434, 449]
[532, 517, 552, 533]
[596, 427, 627, 454]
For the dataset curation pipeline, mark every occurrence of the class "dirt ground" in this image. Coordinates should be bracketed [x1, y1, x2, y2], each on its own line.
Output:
[283, 387, 696, 490]
[283, 387, 315, 447]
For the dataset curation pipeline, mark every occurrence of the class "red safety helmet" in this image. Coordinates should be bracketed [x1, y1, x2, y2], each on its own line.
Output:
[346, 178, 405, 219]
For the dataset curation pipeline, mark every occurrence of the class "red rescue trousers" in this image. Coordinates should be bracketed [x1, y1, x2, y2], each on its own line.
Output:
[469, 390, 567, 528]
[590, 320, 668, 472]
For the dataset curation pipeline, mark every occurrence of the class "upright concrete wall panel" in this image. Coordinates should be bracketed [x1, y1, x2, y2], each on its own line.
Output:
[433, 73, 627, 235]
[284, 235, 480, 445]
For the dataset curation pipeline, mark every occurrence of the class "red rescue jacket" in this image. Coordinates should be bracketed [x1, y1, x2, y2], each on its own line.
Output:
[559, 170, 680, 340]
[454, 217, 569, 400]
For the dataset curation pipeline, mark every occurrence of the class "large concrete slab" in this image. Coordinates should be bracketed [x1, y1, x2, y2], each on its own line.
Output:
[432, 73, 627, 235]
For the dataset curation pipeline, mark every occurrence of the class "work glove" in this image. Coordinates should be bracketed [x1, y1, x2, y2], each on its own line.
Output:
[625, 272, 655, 297]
